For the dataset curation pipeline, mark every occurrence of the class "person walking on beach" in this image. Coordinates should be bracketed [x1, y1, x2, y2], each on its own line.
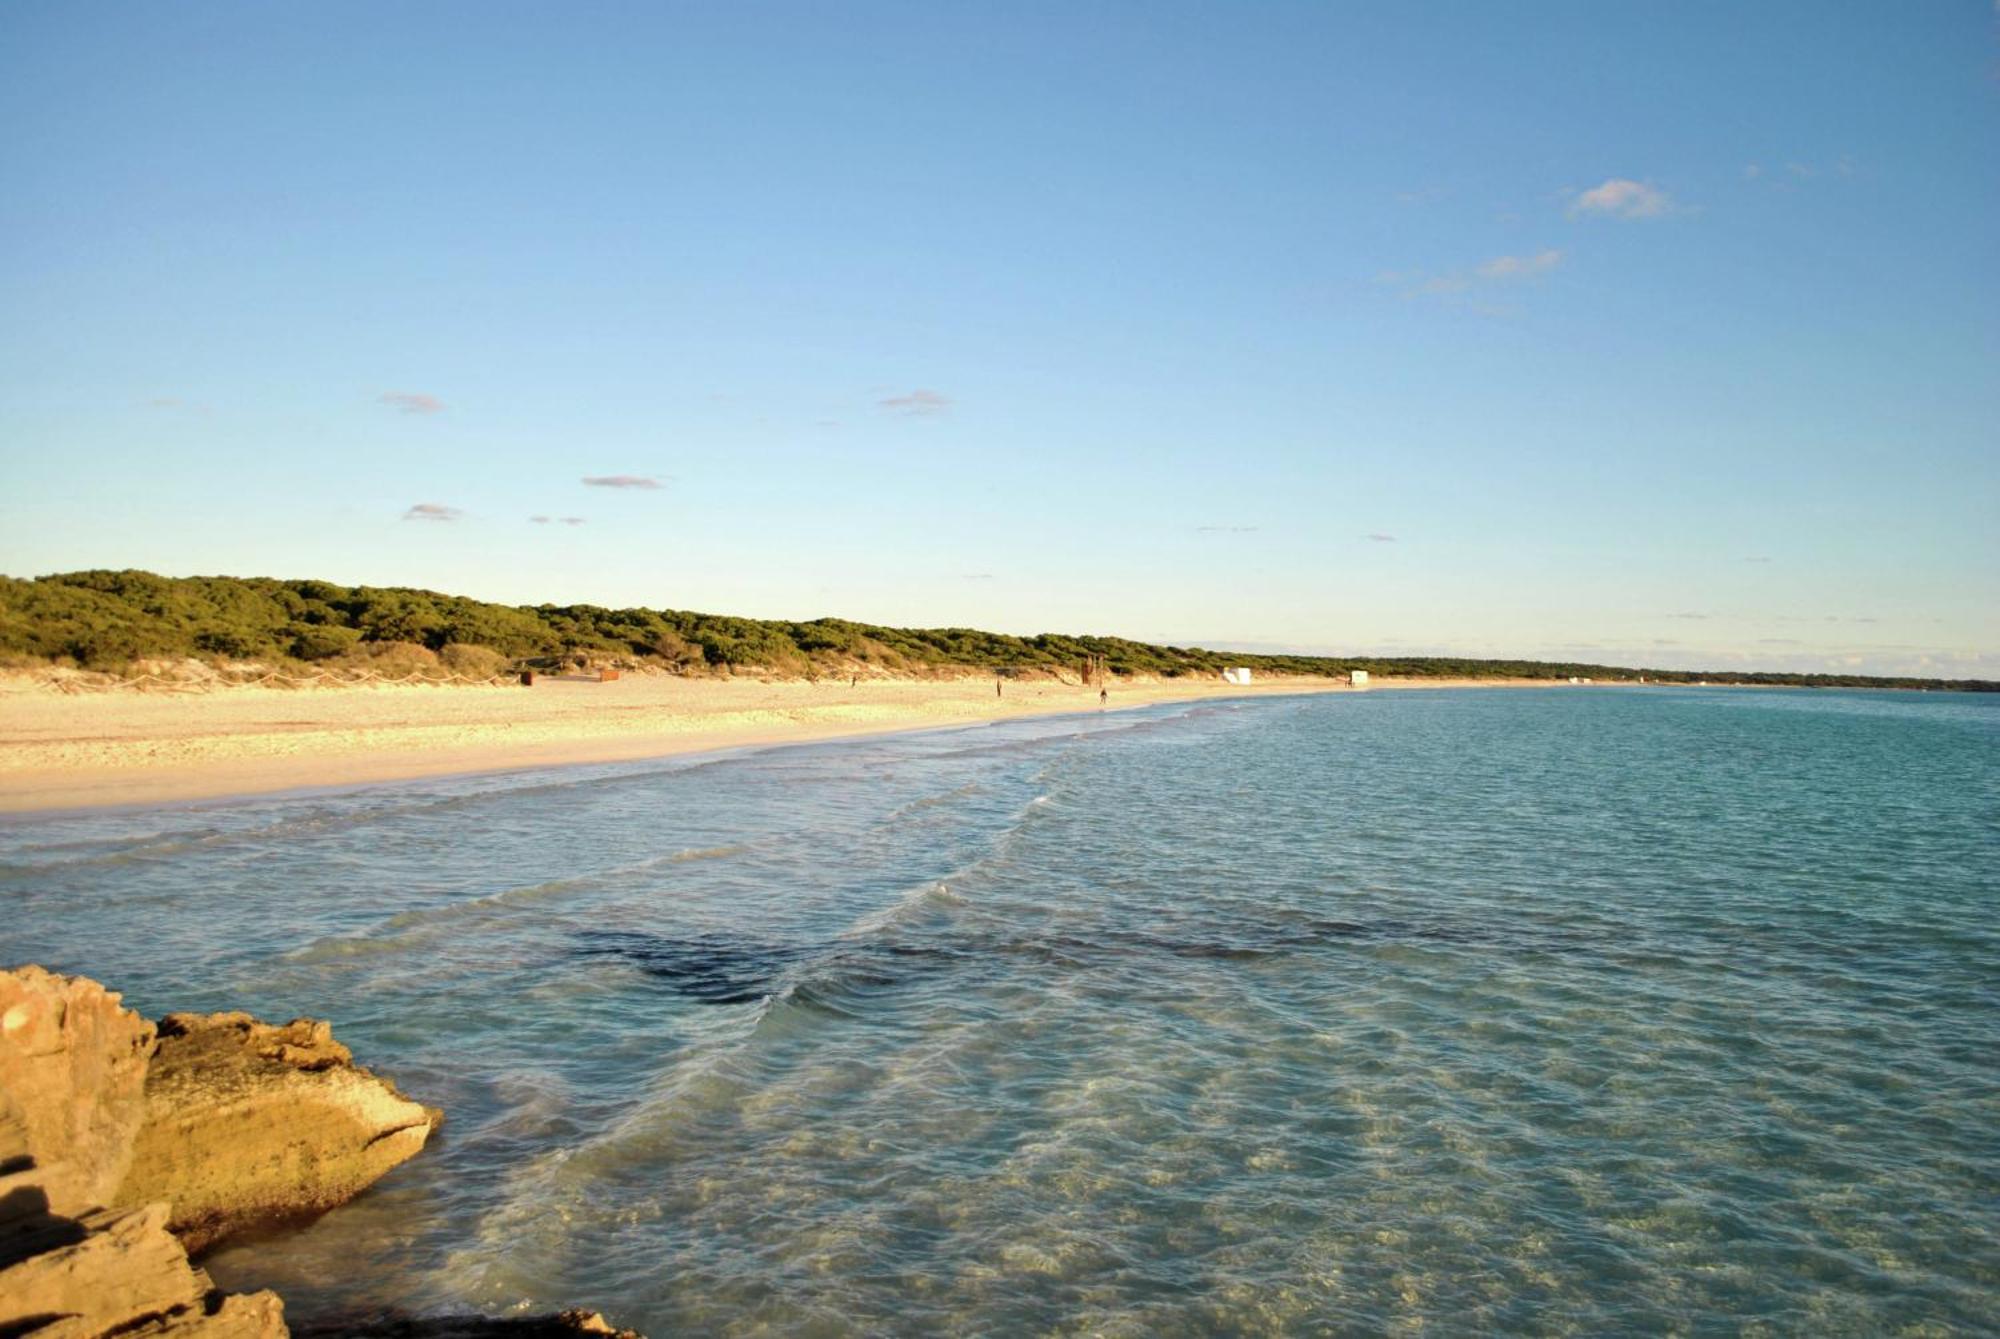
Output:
[996, 678, 1003, 698]
[1099, 685, 1108, 708]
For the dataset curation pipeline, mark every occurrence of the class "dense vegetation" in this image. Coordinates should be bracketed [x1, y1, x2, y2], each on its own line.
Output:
[0, 569, 1990, 691]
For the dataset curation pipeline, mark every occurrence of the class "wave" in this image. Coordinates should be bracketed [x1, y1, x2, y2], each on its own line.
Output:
[284, 844, 751, 964]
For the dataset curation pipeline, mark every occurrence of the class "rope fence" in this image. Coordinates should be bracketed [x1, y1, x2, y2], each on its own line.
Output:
[44, 667, 512, 695]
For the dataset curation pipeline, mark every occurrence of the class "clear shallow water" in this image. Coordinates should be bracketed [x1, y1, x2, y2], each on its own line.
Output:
[4, 687, 1996, 1335]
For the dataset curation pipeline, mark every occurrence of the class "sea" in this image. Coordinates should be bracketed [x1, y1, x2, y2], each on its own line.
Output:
[3, 686, 1995, 1335]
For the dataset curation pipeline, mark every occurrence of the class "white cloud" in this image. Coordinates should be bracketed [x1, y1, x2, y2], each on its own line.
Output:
[1390, 249, 1561, 302]
[403, 503, 461, 522]
[581, 475, 663, 489]
[380, 391, 445, 415]
[879, 389, 950, 417]
[1475, 249, 1563, 280]
[1570, 178, 1673, 219]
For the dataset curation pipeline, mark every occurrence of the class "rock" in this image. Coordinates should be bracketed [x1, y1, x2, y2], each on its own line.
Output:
[114, 1012, 442, 1255]
[0, 1195, 286, 1338]
[1, 968, 286, 1337]
[0, 969, 635, 1338]
[0, 966, 156, 1218]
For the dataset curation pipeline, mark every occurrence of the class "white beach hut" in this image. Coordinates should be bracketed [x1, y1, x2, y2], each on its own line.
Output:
[1349, 670, 1369, 687]
[1222, 667, 1253, 685]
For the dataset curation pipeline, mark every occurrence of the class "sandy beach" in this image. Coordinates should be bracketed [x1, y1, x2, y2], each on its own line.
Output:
[0, 672, 1567, 813]
[0, 673, 1302, 812]
[0, 675, 1576, 811]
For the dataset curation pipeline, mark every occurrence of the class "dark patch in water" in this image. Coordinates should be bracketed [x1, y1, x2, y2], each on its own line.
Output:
[572, 930, 821, 1004]
[571, 914, 1471, 1008]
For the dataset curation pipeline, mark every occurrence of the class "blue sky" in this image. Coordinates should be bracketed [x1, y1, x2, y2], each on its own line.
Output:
[2, 2, 1994, 676]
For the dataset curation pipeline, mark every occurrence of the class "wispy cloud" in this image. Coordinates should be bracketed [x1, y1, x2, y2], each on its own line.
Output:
[961, 573, 995, 580]
[380, 391, 444, 415]
[1745, 155, 1855, 186]
[581, 475, 663, 489]
[404, 503, 461, 522]
[532, 514, 588, 525]
[1365, 532, 1397, 543]
[561, 516, 586, 526]
[1569, 178, 1673, 219]
[1475, 249, 1563, 280]
[1384, 250, 1562, 302]
[1196, 525, 1260, 534]
[879, 389, 950, 417]
[145, 396, 214, 416]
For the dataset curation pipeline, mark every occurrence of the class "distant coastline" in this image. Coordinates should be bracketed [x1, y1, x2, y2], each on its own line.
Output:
[4, 569, 1992, 693]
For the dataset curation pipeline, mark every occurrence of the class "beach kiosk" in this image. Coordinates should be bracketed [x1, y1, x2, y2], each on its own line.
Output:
[1222, 667, 1253, 685]
[1349, 670, 1369, 688]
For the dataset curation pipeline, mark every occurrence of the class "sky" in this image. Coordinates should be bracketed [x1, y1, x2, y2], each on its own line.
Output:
[1, 2, 1995, 677]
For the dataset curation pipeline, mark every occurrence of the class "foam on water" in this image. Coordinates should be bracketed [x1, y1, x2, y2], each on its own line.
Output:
[3, 688, 1995, 1333]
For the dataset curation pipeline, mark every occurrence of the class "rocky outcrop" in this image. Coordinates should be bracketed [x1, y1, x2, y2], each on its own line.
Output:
[115, 1011, 442, 1254]
[0, 1197, 286, 1337]
[0, 966, 156, 1218]
[1, 967, 285, 1337]
[0, 967, 636, 1339]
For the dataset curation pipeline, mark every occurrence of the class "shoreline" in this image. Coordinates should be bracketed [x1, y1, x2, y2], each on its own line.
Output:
[0, 673, 1565, 814]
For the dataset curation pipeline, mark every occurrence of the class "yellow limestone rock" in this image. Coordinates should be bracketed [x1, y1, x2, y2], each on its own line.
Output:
[0, 966, 156, 1217]
[115, 1012, 442, 1254]
[0, 1200, 286, 1338]
[0, 965, 287, 1338]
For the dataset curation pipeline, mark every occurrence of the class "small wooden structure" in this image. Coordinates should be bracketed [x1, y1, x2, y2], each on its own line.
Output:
[1349, 670, 1369, 687]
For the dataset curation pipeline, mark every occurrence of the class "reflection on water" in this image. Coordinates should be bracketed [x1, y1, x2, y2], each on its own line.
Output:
[4, 688, 1996, 1334]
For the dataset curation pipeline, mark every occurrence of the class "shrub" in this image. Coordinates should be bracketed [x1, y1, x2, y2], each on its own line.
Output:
[192, 625, 264, 659]
[437, 643, 507, 679]
[650, 629, 704, 671]
[290, 625, 363, 660]
[342, 641, 440, 677]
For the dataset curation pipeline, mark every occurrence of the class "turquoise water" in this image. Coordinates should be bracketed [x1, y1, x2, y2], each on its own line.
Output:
[4, 687, 1996, 1334]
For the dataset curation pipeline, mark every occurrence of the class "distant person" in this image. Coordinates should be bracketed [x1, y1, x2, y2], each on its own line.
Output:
[1099, 685, 1108, 708]
[996, 679, 1003, 698]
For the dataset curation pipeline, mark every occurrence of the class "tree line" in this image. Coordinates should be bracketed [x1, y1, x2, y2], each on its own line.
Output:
[0, 569, 1990, 691]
